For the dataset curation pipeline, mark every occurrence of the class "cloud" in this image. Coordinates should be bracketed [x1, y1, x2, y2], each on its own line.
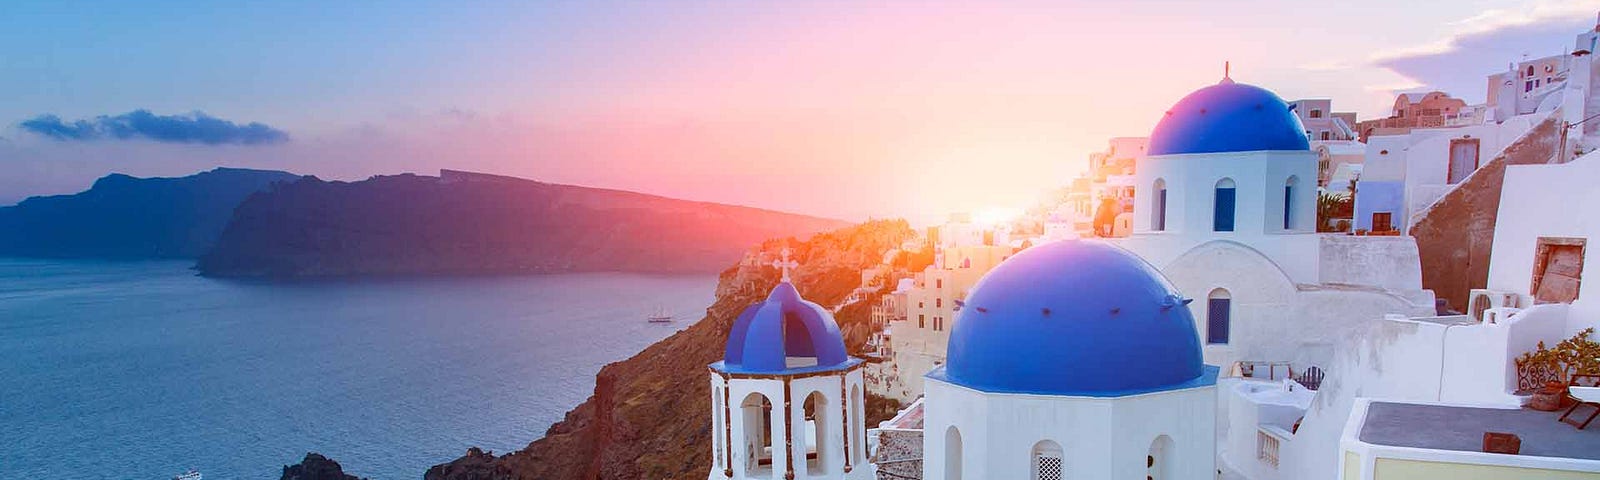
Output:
[18, 110, 289, 145]
[1370, 2, 1597, 101]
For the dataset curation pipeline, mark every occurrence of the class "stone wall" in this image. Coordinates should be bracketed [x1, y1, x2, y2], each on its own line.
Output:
[1410, 113, 1564, 311]
[871, 429, 923, 479]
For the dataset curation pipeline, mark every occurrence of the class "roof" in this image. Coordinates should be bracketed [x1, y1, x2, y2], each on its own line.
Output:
[1148, 80, 1310, 156]
[715, 281, 853, 374]
[1358, 401, 1600, 461]
[940, 240, 1212, 396]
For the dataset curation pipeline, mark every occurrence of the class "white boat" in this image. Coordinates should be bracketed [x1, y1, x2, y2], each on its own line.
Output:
[173, 470, 202, 480]
[647, 305, 673, 323]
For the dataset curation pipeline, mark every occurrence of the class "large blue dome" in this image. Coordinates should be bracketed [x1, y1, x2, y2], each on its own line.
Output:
[939, 240, 1211, 396]
[716, 281, 853, 374]
[1148, 80, 1310, 156]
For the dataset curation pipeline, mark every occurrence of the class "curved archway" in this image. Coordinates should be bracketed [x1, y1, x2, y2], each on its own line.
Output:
[1207, 288, 1232, 345]
[1148, 435, 1175, 480]
[1152, 178, 1168, 231]
[1214, 178, 1236, 232]
[740, 392, 775, 475]
[802, 391, 832, 473]
[1031, 439, 1064, 480]
[851, 384, 864, 463]
[945, 426, 963, 480]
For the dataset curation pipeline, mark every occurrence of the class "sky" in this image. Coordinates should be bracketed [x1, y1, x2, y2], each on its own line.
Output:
[1, 0, 1597, 224]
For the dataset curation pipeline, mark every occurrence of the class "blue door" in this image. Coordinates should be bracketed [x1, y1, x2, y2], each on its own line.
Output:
[1214, 187, 1235, 232]
[1207, 298, 1230, 344]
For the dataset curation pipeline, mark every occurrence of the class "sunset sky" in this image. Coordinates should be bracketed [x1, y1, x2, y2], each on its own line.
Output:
[2, 0, 1597, 224]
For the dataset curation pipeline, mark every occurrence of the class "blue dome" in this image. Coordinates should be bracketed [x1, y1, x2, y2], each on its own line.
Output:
[1148, 80, 1310, 156]
[717, 281, 853, 374]
[939, 240, 1211, 396]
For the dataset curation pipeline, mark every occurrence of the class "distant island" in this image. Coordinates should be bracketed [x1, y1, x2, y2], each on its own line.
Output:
[0, 167, 300, 258]
[193, 169, 849, 277]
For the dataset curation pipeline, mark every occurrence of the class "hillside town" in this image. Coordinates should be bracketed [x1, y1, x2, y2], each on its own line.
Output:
[708, 14, 1600, 480]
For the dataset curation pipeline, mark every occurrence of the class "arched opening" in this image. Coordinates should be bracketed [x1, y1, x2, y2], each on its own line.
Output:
[1283, 176, 1299, 230]
[1148, 435, 1174, 480]
[741, 392, 775, 475]
[1031, 439, 1064, 480]
[1152, 178, 1168, 231]
[713, 385, 724, 471]
[945, 426, 963, 480]
[1207, 288, 1231, 345]
[1214, 178, 1236, 232]
[803, 391, 831, 473]
[851, 384, 865, 463]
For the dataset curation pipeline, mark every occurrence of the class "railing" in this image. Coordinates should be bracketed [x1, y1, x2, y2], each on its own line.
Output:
[1257, 427, 1287, 469]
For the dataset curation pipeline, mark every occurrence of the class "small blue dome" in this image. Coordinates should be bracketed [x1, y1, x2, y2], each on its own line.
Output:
[1148, 80, 1310, 156]
[717, 281, 852, 374]
[940, 240, 1209, 396]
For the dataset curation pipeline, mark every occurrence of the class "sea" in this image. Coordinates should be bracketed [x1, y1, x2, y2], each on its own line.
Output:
[0, 257, 717, 480]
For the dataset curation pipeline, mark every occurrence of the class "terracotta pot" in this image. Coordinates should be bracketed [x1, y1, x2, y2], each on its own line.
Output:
[1531, 389, 1566, 411]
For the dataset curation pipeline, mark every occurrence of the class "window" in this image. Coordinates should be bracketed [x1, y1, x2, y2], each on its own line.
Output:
[1526, 65, 1535, 76]
[1152, 179, 1168, 231]
[936, 278, 943, 289]
[1309, 109, 1323, 119]
[1320, 131, 1330, 141]
[1214, 178, 1236, 232]
[1032, 440, 1064, 480]
[1532, 237, 1586, 304]
[945, 426, 963, 480]
[1207, 288, 1231, 345]
[1526, 80, 1534, 93]
[1284, 176, 1298, 230]
[918, 314, 926, 328]
[936, 298, 942, 308]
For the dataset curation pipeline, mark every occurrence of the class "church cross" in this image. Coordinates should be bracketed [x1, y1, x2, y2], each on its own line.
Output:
[771, 247, 799, 282]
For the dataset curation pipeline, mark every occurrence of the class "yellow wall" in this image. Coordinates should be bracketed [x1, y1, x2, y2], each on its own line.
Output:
[1374, 458, 1600, 480]
[1343, 451, 1360, 480]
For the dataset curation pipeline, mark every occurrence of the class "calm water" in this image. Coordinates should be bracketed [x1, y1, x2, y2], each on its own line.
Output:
[0, 258, 716, 480]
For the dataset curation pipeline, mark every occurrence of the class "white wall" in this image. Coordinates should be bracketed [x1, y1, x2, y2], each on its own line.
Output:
[922, 377, 1215, 480]
[1490, 150, 1600, 337]
[713, 367, 874, 480]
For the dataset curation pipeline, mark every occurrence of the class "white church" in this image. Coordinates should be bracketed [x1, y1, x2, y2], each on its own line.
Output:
[707, 70, 1600, 480]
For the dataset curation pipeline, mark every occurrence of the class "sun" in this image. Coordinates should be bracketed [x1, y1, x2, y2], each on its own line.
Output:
[973, 206, 1023, 227]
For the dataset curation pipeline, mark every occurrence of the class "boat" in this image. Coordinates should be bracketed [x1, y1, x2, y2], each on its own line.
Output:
[173, 470, 202, 480]
[647, 306, 673, 323]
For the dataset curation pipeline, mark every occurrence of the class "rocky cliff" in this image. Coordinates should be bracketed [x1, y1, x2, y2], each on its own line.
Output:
[280, 452, 368, 480]
[196, 171, 848, 277]
[422, 220, 914, 480]
[0, 167, 299, 258]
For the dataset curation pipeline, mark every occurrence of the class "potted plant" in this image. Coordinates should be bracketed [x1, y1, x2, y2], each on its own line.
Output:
[1518, 328, 1600, 411]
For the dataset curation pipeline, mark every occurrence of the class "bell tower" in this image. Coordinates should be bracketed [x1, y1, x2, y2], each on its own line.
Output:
[708, 249, 873, 480]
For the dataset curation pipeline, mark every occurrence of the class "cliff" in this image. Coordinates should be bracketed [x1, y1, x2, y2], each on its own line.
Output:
[196, 171, 849, 277]
[423, 219, 914, 480]
[0, 167, 299, 258]
[280, 452, 368, 480]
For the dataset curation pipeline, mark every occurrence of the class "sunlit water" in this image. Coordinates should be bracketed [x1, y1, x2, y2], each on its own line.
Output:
[0, 258, 716, 480]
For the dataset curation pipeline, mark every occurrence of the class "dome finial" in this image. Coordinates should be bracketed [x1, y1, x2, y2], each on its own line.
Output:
[771, 247, 799, 282]
[1221, 61, 1234, 84]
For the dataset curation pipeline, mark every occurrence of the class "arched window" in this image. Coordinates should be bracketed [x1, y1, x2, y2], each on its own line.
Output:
[851, 385, 865, 463]
[803, 391, 831, 473]
[1207, 288, 1231, 345]
[713, 385, 725, 470]
[945, 426, 963, 480]
[1283, 176, 1299, 230]
[1213, 178, 1236, 232]
[1526, 65, 1535, 77]
[740, 393, 775, 474]
[1148, 435, 1174, 480]
[1032, 440, 1064, 480]
[1152, 178, 1167, 231]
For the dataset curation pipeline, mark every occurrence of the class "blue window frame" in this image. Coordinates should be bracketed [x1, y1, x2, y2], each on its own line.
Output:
[1207, 297, 1231, 344]
[1214, 180, 1236, 232]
